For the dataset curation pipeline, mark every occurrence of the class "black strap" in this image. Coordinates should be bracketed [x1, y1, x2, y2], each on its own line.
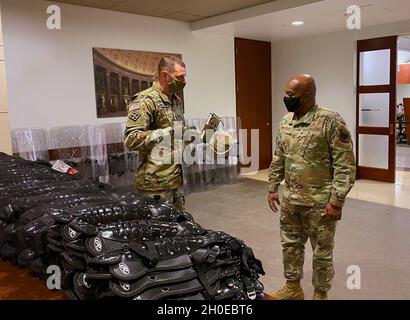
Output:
[242, 247, 265, 275]
[128, 241, 159, 267]
[206, 245, 220, 264]
[229, 239, 242, 252]
[242, 275, 257, 300]
[194, 264, 214, 299]
[133, 278, 202, 300]
[109, 268, 198, 298]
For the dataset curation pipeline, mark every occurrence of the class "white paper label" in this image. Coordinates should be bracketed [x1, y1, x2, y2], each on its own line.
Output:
[52, 160, 71, 173]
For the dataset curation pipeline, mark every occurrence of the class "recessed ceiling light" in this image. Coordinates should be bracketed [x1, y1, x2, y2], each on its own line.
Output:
[292, 21, 304, 26]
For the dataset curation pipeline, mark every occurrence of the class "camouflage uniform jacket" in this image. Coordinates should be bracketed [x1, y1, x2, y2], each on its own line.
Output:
[268, 105, 356, 207]
[124, 82, 185, 191]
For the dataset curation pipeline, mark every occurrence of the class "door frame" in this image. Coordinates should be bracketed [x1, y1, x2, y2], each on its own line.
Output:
[356, 36, 397, 183]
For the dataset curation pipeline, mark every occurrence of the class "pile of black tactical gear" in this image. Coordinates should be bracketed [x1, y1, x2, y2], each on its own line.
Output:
[0, 152, 265, 300]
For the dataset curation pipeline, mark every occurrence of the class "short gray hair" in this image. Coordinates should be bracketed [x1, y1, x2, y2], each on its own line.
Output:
[157, 56, 185, 76]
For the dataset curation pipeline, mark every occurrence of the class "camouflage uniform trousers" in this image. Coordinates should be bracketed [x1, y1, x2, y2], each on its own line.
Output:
[136, 188, 185, 212]
[280, 198, 337, 292]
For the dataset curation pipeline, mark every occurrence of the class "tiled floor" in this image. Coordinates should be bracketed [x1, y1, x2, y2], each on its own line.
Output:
[3, 148, 410, 300]
[397, 144, 410, 171]
[186, 179, 410, 300]
[348, 171, 410, 210]
[243, 167, 410, 210]
[2, 176, 409, 300]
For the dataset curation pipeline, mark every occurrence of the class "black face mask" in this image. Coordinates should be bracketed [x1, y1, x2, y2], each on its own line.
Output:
[283, 96, 302, 113]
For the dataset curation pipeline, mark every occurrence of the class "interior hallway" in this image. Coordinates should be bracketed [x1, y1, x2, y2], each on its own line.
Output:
[243, 169, 410, 210]
[1, 175, 409, 300]
[185, 178, 410, 300]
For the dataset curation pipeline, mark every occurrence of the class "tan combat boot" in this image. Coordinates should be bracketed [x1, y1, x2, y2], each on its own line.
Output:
[265, 280, 304, 300]
[312, 289, 328, 300]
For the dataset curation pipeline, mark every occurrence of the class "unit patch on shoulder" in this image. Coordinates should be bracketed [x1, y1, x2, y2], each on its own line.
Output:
[339, 127, 350, 143]
[129, 112, 141, 122]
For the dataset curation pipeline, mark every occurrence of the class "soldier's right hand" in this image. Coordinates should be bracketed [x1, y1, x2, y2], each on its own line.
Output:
[268, 192, 281, 213]
[184, 126, 202, 145]
[148, 126, 173, 144]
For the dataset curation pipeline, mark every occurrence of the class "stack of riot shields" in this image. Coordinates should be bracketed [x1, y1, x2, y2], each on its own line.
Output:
[0, 152, 264, 300]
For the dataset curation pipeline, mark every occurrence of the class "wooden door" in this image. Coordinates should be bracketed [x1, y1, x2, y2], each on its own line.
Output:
[404, 98, 410, 144]
[235, 38, 272, 170]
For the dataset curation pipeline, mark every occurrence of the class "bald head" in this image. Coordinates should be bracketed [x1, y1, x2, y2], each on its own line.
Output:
[285, 74, 316, 97]
[284, 74, 317, 115]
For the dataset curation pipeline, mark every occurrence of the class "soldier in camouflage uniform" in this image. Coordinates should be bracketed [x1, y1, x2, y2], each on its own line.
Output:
[266, 75, 356, 300]
[124, 56, 187, 211]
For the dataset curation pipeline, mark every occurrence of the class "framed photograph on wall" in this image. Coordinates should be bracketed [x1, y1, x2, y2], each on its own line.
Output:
[92, 48, 183, 118]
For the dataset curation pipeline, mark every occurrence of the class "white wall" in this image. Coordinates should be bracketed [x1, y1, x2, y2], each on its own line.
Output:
[398, 50, 410, 64]
[1, 0, 236, 129]
[272, 31, 356, 139]
[0, 1, 12, 154]
[271, 20, 410, 148]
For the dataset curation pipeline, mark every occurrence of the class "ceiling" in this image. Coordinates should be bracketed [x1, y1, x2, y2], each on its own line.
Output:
[204, 0, 410, 41]
[52, 0, 277, 22]
[50, 0, 410, 41]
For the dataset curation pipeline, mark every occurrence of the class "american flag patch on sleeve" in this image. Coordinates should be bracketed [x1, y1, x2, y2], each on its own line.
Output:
[129, 103, 140, 111]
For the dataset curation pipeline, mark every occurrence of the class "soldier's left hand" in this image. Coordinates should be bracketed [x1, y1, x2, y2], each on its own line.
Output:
[322, 203, 342, 221]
